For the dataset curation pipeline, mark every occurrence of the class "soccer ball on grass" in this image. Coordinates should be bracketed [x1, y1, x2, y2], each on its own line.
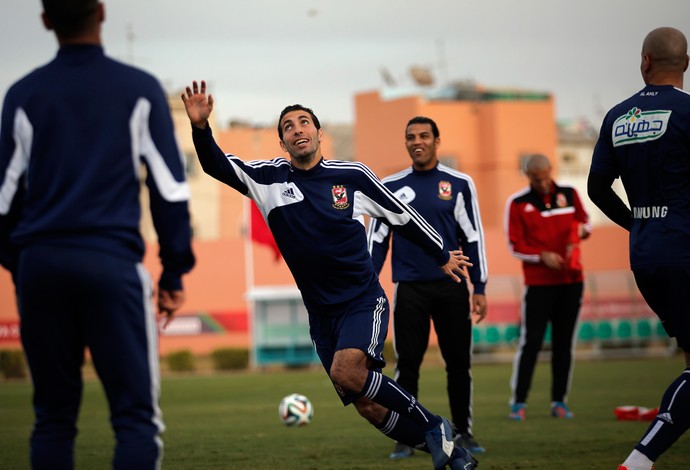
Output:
[278, 393, 313, 427]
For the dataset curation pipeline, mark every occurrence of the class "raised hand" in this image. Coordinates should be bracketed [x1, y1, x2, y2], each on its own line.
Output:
[181, 80, 214, 129]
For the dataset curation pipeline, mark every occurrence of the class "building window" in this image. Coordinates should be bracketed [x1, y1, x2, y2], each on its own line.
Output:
[562, 152, 576, 164]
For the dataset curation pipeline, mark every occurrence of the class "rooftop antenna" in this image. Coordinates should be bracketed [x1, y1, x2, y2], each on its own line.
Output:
[126, 23, 135, 64]
[436, 38, 448, 86]
[380, 67, 397, 87]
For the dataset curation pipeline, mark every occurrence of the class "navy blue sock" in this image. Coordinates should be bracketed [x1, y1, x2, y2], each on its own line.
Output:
[635, 367, 690, 460]
[361, 370, 441, 431]
[376, 410, 428, 450]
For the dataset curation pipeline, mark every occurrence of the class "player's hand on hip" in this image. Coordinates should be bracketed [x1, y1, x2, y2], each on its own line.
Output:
[181, 80, 214, 129]
[440, 249, 472, 283]
[158, 289, 186, 328]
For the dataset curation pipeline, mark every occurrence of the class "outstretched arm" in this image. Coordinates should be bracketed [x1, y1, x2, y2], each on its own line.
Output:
[181, 80, 214, 129]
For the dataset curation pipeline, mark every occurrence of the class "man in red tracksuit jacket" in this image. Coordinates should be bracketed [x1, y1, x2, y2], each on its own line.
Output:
[505, 154, 591, 421]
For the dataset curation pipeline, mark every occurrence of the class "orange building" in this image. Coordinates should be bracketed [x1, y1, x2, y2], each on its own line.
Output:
[354, 87, 633, 322]
[355, 87, 558, 230]
[0, 87, 645, 358]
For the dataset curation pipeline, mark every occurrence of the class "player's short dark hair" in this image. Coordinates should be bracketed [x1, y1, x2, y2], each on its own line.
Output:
[42, 0, 99, 38]
[277, 104, 321, 140]
[406, 116, 440, 138]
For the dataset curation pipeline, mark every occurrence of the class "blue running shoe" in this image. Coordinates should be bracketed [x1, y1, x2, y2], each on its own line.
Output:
[509, 402, 526, 421]
[389, 441, 414, 459]
[448, 446, 479, 469]
[551, 401, 574, 419]
[424, 416, 455, 470]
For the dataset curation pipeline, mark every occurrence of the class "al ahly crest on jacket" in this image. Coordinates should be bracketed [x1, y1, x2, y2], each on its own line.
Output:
[556, 192, 567, 208]
[438, 181, 452, 200]
[332, 185, 350, 209]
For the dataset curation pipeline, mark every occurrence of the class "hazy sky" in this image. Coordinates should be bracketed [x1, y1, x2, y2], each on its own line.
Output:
[2, 0, 690, 128]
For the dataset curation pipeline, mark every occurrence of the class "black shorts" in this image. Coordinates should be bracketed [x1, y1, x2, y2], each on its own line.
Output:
[309, 288, 389, 405]
[634, 266, 690, 352]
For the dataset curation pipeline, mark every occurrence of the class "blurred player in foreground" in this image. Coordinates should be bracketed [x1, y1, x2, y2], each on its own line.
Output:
[0, 1, 195, 468]
[588, 26, 690, 470]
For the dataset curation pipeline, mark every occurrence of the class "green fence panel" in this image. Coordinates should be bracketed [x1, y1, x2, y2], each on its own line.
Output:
[472, 326, 482, 345]
[655, 319, 669, 338]
[636, 318, 652, 339]
[578, 321, 596, 342]
[485, 326, 501, 345]
[504, 324, 520, 343]
[596, 321, 613, 340]
[616, 320, 633, 339]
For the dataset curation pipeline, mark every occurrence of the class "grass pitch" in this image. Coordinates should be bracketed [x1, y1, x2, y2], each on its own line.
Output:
[1, 355, 688, 469]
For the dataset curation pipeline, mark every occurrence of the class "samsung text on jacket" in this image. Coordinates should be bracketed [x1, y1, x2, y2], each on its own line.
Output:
[633, 206, 668, 219]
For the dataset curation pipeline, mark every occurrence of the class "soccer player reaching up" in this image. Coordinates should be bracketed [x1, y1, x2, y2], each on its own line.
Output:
[0, 1, 195, 468]
[588, 26, 690, 470]
[182, 80, 477, 470]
